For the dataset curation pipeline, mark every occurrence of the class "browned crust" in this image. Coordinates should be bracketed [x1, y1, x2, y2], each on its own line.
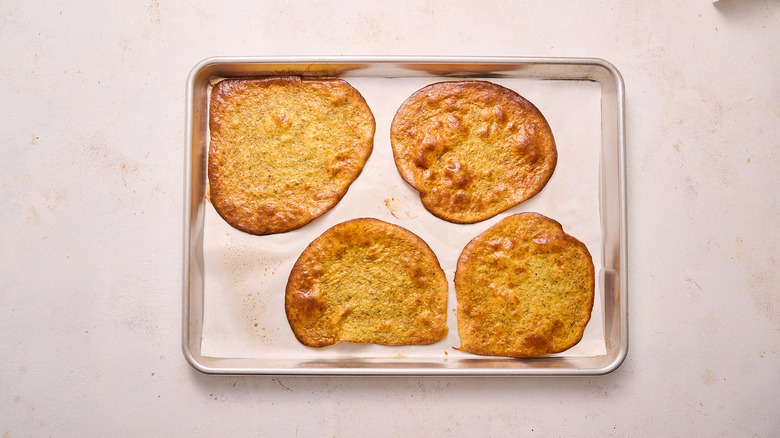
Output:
[285, 218, 449, 348]
[208, 76, 375, 235]
[390, 80, 557, 224]
[454, 212, 594, 357]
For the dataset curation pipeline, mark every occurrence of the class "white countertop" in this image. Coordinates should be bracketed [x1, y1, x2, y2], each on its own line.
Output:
[1, 1, 778, 436]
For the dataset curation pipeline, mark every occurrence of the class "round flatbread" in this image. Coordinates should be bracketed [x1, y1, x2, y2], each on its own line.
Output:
[208, 76, 375, 235]
[455, 212, 594, 357]
[390, 80, 557, 223]
[286, 218, 448, 347]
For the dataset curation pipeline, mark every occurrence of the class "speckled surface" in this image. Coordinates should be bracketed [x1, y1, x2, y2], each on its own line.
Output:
[1, 1, 778, 436]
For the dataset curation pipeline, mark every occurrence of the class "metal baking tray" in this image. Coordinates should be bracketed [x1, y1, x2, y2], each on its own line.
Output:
[183, 56, 627, 375]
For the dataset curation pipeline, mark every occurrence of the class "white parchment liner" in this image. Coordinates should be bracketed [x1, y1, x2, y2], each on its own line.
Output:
[200, 76, 606, 359]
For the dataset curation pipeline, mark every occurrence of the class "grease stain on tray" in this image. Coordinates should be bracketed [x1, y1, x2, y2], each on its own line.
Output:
[216, 242, 288, 287]
[384, 194, 417, 219]
[243, 292, 274, 344]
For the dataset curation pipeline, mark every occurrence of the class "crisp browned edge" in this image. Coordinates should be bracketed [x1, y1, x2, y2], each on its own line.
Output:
[285, 217, 449, 348]
[453, 212, 595, 357]
[207, 76, 376, 236]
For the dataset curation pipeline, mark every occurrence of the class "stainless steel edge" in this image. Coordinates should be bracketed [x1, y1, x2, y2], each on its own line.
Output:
[613, 57, 630, 375]
[182, 62, 200, 373]
[587, 57, 628, 376]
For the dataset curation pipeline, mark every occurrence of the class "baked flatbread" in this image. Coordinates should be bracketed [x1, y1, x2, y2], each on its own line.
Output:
[208, 76, 375, 235]
[390, 80, 556, 223]
[455, 212, 594, 357]
[286, 218, 448, 347]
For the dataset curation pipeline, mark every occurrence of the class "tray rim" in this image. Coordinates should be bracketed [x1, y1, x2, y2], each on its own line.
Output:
[182, 55, 628, 376]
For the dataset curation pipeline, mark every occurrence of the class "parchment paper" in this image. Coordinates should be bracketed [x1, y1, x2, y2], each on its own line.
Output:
[200, 76, 606, 359]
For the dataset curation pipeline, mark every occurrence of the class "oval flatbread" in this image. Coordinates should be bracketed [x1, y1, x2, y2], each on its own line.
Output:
[390, 80, 556, 223]
[455, 212, 594, 357]
[286, 218, 448, 347]
[208, 76, 375, 235]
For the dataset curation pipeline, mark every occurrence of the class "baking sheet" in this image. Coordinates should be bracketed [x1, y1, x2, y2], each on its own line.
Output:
[200, 76, 604, 358]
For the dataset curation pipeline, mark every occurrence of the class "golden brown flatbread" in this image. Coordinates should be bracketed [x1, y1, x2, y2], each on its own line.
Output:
[390, 80, 556, 224]
[455, 212, 594, 357]
[285, 218, 448, 347]
[208, 76, 375, 235]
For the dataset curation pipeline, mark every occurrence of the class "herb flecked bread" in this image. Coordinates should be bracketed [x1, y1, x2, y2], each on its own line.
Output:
[285, 218, 448, 347]
[455, 212, 594, 357]
[390, 80, 557, 224]
[208, 76, 375, 235]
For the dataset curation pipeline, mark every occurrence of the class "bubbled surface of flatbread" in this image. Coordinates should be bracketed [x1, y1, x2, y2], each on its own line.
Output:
[208, 76, 375, 235]
[455, 213, 594, 357]
[285, 218, 448, 348]
[390, 80, 556, 224]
